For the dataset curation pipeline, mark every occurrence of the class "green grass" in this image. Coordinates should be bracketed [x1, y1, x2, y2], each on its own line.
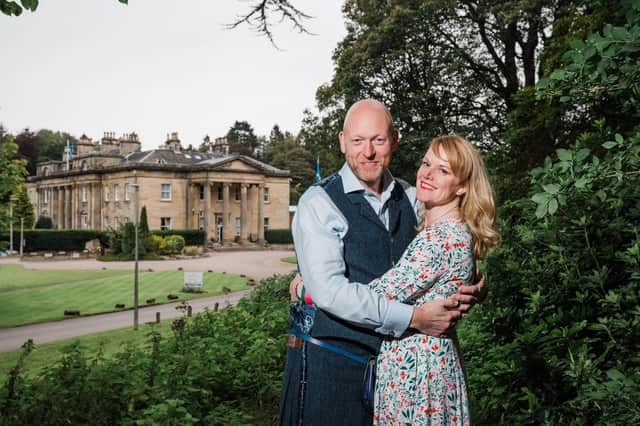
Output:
[0, 320, 174, 378]
[0, 264, 248, 327]
[281, 256, 297, 264]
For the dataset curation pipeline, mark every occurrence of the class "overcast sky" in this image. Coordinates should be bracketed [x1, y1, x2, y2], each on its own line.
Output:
[0, 0, 345, 150]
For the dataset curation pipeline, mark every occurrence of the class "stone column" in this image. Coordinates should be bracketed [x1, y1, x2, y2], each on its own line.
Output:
[240, 183, 249, 243]
[222, 183, 231, 243]
[204, 182, 211, 242]
[66, 185, 73, 229]
[257, 184, 265, 243]
[58, 187, 64, 229]
[185, 181, 191, 229]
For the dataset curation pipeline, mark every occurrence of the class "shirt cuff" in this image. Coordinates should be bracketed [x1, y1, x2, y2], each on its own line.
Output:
[375, 302, 413, 337]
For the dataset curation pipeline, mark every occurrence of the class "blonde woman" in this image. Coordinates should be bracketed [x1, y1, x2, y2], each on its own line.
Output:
[369, 134, 500, 425]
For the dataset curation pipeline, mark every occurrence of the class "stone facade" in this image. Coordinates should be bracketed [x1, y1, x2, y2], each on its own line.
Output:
[26, 132, 290, 244]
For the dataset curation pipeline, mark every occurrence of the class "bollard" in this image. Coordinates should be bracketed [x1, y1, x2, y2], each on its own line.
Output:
[187, 305, 192, 317]
[156, 312, 160, 324]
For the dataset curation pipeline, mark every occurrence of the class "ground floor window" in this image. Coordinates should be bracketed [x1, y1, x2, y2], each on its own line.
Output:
[198, 211, 205, 231]
[263, 217, 269, 231]
[161, 217, 172, 231]
[81, 213, 88, 229]
[235, 217, 240, 236]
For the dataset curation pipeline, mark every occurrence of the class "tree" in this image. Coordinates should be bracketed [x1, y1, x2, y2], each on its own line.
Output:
[14, 129, 39, 176]
[139, 206, 149, 234]
[0, 127, 28, 232]
[12, 183, 35, 229]
[226, 120, 259, 156]
[35, 129, 78, 163]
[264, 131, 314, 204]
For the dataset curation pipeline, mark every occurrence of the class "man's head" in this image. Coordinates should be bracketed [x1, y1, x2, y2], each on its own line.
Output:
[339, 99, 399, 195]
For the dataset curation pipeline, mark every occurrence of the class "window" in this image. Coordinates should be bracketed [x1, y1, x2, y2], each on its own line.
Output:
[104, 216, 109, 228]
[43, 188, 49, 204]
[217, 185, 223, 201]
[81, 161, 88, 171]
[161, 217, 172, 231]
[114, 216, 120, 228]
[235, 217, 241, 236]
[235, 185, 241, 201]
[198, 211, 205, 230]
[199, 184, 204, 200]
[124, 183, 130, 201]
[104, 186, 110, 202]
[81, 214, 88, 229]
[264, 217, 270, 231]
[81, 186, 88, 202]
[114, 184, 120, 201]
[263, 187, 270, 202]
[161, 184, 172, 201]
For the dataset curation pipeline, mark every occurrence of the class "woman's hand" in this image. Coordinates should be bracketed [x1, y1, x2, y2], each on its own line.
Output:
[289, 273, 304, 301]
[452, 272, 487, 315]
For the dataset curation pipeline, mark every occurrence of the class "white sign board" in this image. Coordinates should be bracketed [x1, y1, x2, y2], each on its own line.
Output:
[183, 272, 203, 289]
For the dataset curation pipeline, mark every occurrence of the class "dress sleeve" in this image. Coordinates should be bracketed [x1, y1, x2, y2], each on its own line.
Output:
[368, 228, 446, 303]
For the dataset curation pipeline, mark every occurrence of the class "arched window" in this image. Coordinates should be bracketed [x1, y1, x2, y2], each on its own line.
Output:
[81, 160, 88, 171]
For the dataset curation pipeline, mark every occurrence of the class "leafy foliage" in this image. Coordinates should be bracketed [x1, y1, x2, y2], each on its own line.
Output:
[0, 273, 292, 425]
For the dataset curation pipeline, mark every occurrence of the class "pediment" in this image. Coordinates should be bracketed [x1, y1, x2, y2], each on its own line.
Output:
[219, 159, 261, 172]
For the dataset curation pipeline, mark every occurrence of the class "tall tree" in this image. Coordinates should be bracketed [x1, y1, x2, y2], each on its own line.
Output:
[35, 129, 77, 163]
[12, 183, 35, 229]
[0, 127, 28, 232]
[226, 120, 259, 155]
[264, 131, 315, 204]
[14, 129, 38, 176]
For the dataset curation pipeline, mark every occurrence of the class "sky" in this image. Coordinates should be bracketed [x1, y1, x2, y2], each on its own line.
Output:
[0, 0, 346, 151]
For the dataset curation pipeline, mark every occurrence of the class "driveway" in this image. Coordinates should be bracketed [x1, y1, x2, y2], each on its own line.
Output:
[0, 250, 296, 353]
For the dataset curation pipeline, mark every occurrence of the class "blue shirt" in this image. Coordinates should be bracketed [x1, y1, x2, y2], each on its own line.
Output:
[292, 163, 420, 337]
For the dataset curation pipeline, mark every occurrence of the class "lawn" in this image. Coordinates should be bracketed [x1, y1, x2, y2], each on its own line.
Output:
[0, 264, 248, 327]
[281, 256, 297, 264]
[0, 320, 174, 378]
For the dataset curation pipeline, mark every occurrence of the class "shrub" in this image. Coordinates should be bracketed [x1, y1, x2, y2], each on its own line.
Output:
[265, 229, 293, 244]
[165, 235, 185, 254]
[0, 230, 108, 252]
[151, 230, 205, 246]
[34, 216, 53, 229]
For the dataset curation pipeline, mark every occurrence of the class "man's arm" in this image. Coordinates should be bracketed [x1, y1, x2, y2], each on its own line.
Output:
[293, 187, 414, 337]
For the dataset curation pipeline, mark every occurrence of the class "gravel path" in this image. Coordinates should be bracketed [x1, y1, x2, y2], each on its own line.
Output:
[0, 250, 296, 353]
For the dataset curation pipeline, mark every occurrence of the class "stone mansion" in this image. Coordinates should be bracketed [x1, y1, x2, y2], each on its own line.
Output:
[25, 132, 290, 244]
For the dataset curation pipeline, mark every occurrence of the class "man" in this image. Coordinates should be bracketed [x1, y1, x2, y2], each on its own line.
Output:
[280, 99, 484, 425]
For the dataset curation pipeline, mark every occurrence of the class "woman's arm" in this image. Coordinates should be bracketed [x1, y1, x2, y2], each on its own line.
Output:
[368, 228, 445, 303]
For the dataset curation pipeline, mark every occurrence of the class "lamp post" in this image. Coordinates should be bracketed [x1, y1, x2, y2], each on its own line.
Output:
[131, 183, 140, 330]
[9, 197, 16, 254]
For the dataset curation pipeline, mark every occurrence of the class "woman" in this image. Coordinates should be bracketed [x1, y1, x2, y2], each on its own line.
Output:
[294, 134, 499, 424]
[367, 134, 500, 424]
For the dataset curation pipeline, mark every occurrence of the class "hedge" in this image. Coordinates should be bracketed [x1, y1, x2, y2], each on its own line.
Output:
[151, 229, 205, 246]
[265, 229, 293, 244]
[0, 230, 109, 252]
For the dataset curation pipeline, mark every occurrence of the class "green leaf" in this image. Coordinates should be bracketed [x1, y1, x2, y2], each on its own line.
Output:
[614, 133, 624, 144]
[535, 202, 548, 218]
[556, 149, 572, 161]
[548, 198, 558, 215]
[575, 148, 590, 162]
[19, 0, 37, 11]
[531, 193, 549, 204]
[574, 177, 589, 189]
[543, 184, 560, 195]
[602, 141, 617, 149]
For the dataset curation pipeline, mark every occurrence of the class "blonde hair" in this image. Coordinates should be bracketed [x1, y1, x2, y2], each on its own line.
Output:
[419, 134, 501, 260]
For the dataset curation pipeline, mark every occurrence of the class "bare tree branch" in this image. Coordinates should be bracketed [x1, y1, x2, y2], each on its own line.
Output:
[228, 0, 313, 48]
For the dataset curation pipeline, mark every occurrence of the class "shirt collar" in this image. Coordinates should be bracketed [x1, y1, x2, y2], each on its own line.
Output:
[338, 162, 396, 197]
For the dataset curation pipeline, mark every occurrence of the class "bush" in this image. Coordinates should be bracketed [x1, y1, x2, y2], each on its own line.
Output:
[151, 230, 205, 246]
[0, 273, 293, 425]
[0, 230, 108, 252]
[34, 216, 53, 229]
[164, 235, 185, 254]
[265, 229, 293, 244]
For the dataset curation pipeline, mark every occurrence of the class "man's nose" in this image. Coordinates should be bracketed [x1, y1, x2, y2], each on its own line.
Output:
[363, 141, 375, 157]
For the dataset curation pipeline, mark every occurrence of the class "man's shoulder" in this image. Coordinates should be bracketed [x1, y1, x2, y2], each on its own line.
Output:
[393, 177, 414, 191]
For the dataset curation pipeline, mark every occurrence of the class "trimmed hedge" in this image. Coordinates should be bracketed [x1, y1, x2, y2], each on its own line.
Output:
[265, 228, 293, 244]
[151, 229, 205, 246]
[0, 230, 109, 252]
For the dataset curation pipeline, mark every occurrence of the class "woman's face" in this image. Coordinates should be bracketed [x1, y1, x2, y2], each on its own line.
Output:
[416, 146, 464, 207]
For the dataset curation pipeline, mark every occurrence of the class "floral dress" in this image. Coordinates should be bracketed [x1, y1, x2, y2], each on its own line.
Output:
[370, 218, 475, 425]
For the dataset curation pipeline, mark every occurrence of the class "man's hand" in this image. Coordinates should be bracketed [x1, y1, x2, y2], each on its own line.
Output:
[289, 273, 304, 301]
[451, 273, 486, 315]
[409, 299, 462, 337]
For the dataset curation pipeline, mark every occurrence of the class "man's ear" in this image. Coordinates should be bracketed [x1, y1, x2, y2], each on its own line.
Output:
[339, 131, 347, 154]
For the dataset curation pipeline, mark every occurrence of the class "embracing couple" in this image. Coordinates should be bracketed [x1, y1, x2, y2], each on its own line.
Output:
[280, 99, 500, 425]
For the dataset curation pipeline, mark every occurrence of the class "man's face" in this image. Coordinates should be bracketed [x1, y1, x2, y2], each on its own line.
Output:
[339, 103, 398, 194]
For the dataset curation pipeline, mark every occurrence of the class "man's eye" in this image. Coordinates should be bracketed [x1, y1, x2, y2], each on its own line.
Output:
[374, 138, 386, 145]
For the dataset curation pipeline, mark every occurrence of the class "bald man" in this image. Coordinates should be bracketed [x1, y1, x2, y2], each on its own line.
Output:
[279, 99, 484, 425]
